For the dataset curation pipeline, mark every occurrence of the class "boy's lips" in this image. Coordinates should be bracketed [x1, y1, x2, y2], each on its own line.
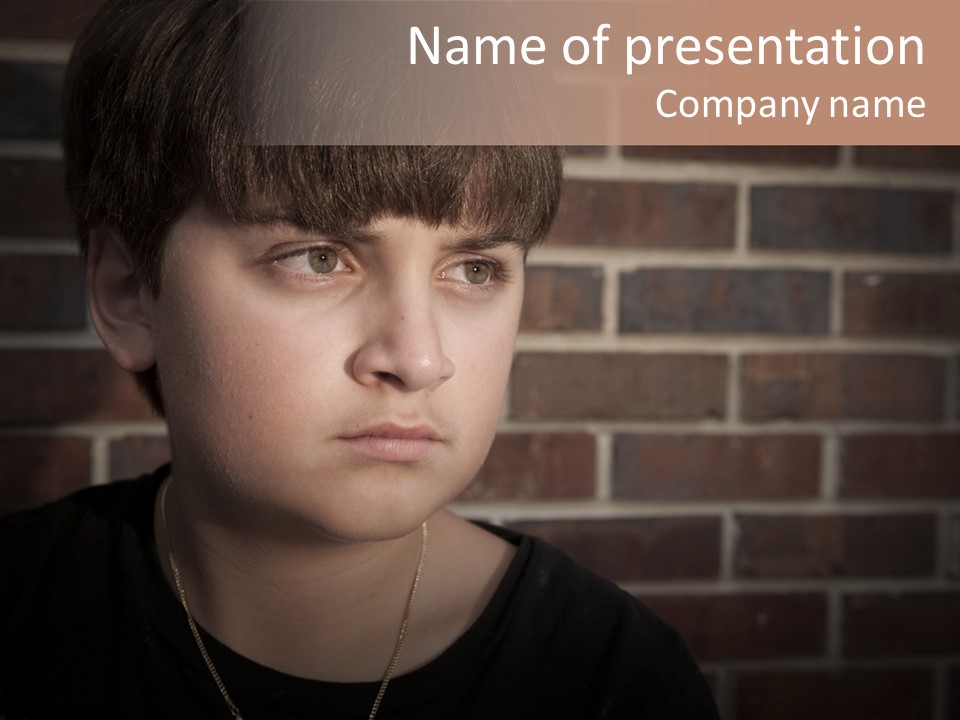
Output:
[339, 423, 440, 463]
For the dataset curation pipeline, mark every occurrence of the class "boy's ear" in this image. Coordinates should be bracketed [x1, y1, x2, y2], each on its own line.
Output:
[86, 227, 157, 372]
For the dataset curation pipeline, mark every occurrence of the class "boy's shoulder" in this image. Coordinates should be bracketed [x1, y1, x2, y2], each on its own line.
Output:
[450, 522, 718, 718]
[0, 466, 166, 601]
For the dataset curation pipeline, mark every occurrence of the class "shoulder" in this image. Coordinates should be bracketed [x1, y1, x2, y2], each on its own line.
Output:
[0, 465, 167, 604]
[482, 524, 719, 719]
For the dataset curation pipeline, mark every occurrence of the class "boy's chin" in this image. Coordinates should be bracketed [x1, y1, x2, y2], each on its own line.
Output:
[228, 474, 458, 546]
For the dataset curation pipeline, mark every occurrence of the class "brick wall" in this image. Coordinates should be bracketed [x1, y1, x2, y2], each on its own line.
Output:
[2, 6, 959, 719]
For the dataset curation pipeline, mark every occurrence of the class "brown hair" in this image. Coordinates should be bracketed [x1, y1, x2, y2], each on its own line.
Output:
[62, 0, 563, 416]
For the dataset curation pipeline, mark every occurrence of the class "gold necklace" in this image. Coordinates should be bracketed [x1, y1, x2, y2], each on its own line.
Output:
[159, 479, 428, 720]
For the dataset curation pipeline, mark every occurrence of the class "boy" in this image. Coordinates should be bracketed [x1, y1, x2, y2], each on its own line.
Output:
[0, 1, 718, 718]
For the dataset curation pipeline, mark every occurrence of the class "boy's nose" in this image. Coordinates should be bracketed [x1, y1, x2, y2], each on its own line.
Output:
[350, 291, 455, 392]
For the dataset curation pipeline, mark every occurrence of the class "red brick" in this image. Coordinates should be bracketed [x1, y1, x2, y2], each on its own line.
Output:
[549, 180, 735, 248]
[844, 592, 960, 656]
[0, 159, 74, 236]
[0, 254, 86, 330]
[109, 436, 171, 482]
[751, 186, 952, 254]
[0, 61, 63, 139]
[844, 272, 960, 337]
[842, 434, 960, 498]
[855, 147, 960, 172]
[641, 593, 827, 661]
[619, 268, 829, 334]
[613, 434, 819, 500]
[509, 517, 721, 582]
[735, 513, 936, 578]
[510, 352, 727, 421]
[735, 667, 934, 720]
[741, 353, 945, 421]
[0, 349, 156, 424]
[0, 436, 91, 515]
[1, 0, 104, 40]
[520, 266, 603, 332]
[460, 433, 595, 501]
[623, 146, 838, 165]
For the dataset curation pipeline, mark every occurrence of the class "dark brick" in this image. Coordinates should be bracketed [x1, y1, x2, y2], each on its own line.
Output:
[613, 434, 819, 500]
[109, 435, 171, 482]
[856, 147, 960, 172]
[510, 353, 727, 421]
[520, 266, 603, 332]
[735, 513, 936, 578]
[735, 667, 934, 720]
[1, 0, 104, 40]
[642, 593, 827, 661]
[461, 433, 595, 501]
[844, 272, 960, 337]
[751, 186, 952, 254]
[842, 434, 960, 498]
[741, 353, 945, 421]
[0, 159, 74, 237]
[0, 254, 86, 330]
[845, 591, 960, 656]
[0, 349, 156, 424]
[0, 61, 63, 139]
[623, 146, 839, 165]
[620, 268, 830, 334]
[0, 436, 91, 515]
[509, 517, 721, 582]
[549, 180, 735, 248]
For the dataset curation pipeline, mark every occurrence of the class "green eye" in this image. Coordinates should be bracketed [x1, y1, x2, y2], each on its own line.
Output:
[306, 248, 339, 274]
[464, 262, 491, 284]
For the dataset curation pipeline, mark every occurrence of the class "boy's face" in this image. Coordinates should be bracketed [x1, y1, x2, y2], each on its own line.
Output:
[146, 203, 525, 542]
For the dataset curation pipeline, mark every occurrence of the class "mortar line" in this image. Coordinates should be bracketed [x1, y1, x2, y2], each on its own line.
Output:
[820, 431, 841, 502]
[826, 587, 843, 659]
[953, 190, 960, 257]
[565, 157, 960, 191]
[0, 140, 64, 159]
[595, 431, 613, 502]
[932, 661, 948, 720]
[603, 261, 620, 338]
[726, 351, 741, 423]
[714, 668, 734, 720]
[944, 354, 958, 425]
[831, 266, 844, 337]
[700, 656, 956, 673]
[0, 40, 73, 61]
[837, 146, 857, 170]
[0, 239, 79, 253]
[720, 510, 737, 583]
[449, 501, 960, 524]
[940, 509, 959, 580]
[526, 247, 960, 271]
[734, 179, 750, 257]
[90, 434, 109, 487]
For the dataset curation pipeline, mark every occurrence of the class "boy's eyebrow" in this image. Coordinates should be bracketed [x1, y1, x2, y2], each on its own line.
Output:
[249, 214, 528, 252]
[244, 206, 530, 253]
[340, 227, 527, 250]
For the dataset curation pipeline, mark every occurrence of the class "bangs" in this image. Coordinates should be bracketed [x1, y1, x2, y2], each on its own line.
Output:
[203, 146, 563, 246]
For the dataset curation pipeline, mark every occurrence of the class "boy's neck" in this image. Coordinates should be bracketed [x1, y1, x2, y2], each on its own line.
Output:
[153, 474, 514, 682]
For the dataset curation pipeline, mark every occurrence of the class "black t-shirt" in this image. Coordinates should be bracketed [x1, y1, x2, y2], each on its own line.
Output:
[0, 464, 718, 719]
